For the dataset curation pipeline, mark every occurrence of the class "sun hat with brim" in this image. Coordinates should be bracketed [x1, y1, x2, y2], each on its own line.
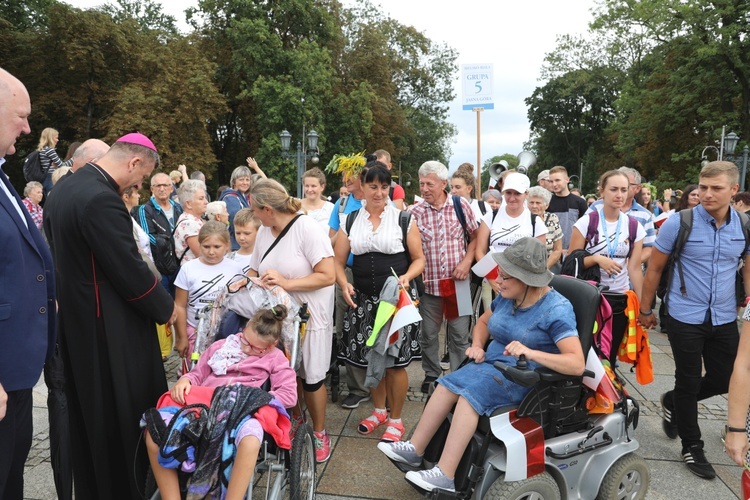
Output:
[501, 172, 530, 193]
[491, 237, 553, 287]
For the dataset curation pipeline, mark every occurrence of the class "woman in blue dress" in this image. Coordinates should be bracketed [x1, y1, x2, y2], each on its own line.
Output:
[378, 237, 585, 493]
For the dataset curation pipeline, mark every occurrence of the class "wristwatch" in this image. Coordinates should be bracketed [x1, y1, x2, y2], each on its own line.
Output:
[725, 424, 746, 433]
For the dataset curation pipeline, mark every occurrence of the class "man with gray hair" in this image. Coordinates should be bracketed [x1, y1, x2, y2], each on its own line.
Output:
[190, 170, 211, 201]
[409, 161, 478, 392]
[135, 171, 184, 294]
[587, 166, 655, 263]
[537, 169, 551, 191]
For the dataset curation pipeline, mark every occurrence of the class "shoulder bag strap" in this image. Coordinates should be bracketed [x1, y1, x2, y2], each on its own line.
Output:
[260, 214, 303, 263]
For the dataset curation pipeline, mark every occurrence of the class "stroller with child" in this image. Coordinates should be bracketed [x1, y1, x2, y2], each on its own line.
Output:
[145, 274, 316, 500]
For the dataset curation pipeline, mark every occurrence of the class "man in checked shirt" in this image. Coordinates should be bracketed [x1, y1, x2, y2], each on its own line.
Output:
[409, 161, 478, 393]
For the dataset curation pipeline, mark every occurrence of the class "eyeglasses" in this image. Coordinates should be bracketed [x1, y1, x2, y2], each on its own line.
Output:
[498, 274, 516, 282]
[240, 331, 272, 354]
[629, 183, 641, 188]
[151, 184, 172, 189]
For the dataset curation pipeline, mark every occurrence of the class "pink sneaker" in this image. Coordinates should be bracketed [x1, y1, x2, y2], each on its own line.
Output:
[380, 420, 405, 442]
[313, 430, 331, 463]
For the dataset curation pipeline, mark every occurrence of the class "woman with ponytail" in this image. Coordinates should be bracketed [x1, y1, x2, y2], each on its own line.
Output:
[247, 179, 336, 463]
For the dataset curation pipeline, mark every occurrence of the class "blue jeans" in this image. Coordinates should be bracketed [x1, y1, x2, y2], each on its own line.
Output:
[667, 315, 739, 449]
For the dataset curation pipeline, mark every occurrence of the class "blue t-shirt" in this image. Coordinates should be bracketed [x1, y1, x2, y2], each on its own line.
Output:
[328, 195, 363, 267]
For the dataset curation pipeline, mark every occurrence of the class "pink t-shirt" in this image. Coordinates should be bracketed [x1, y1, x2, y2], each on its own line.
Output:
[248, 215, 334, 335]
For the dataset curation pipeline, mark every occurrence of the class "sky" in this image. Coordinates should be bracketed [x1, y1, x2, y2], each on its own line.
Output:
[64, 0, 599, 169]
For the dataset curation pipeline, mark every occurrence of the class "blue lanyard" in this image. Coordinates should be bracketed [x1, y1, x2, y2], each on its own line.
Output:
[598, 209, 622, 259]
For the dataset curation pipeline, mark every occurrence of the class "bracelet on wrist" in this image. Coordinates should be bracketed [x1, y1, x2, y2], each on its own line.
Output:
[725, 424, 746, 433]
[639, 309, 654, 316]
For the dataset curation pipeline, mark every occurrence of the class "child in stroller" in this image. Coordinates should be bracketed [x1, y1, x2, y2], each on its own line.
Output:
[144, 305, 297, 500]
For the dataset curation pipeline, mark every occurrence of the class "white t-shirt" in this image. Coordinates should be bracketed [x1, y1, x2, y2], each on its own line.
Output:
[131, 218, 153, 260]
[469, 199, 489, 223]
[573, 211, 646, 293]
[306, 201, 334, 235]
[482, 207, 547, 253]
[228, 251, 252, 275]
[174, 257, 244, 326]
[249, 215, 334, 334]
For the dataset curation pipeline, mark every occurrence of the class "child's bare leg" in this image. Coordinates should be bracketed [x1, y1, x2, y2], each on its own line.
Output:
[225, 436, 261, 500]
[145, 430, 181, 500]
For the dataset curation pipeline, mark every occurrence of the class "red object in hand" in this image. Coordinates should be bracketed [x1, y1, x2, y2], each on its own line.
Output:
[742, 468, 750, 500]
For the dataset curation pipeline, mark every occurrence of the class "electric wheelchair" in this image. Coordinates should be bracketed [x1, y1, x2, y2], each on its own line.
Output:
[387, 275, 649, 499]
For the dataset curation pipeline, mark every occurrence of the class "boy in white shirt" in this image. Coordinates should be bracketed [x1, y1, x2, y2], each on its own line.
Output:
[228, 208, 259, 275]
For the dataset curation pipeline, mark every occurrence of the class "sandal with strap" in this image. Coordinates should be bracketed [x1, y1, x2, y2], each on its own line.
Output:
[381, 421, 405, 442]
[358, 410, 388, 435]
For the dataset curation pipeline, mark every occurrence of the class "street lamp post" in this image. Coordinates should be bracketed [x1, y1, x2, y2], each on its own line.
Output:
[400, 173, 412, 187]
[280, 127, 320, 198]
[721, 131, 749, 191]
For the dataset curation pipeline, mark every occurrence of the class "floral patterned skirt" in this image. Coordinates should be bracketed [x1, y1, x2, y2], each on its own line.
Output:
[337, 288, 421, 368]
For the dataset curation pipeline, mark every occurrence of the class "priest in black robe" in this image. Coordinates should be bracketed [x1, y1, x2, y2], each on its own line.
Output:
[44, 133, 176, 500]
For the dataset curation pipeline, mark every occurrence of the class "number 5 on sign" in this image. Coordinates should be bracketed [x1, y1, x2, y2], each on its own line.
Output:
[462, 63, 494, 110]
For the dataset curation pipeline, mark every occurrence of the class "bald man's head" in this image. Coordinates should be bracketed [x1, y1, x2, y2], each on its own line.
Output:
[0, 68, 31, 157]
[71, 138, 110, 171]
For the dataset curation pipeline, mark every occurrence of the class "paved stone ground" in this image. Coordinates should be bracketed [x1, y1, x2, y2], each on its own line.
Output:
[23, 327, 746, 499]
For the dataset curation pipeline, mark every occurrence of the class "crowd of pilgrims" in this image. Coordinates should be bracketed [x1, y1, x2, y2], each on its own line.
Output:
[15, 124, 750, 498]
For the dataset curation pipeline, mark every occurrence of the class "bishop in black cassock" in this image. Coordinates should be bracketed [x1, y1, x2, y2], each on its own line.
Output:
[44, 134, 174, 500]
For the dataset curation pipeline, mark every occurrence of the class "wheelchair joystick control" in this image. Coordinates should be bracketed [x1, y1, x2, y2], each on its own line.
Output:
[516, 354, 528, 370]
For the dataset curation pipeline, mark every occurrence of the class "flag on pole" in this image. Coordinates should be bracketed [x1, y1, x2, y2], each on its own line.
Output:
[438, 278, 473, 319]
[366, 278, 400, 347]
[472, 252, 499, 281]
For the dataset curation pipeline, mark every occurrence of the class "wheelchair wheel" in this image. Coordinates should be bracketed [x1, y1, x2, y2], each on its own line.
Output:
[290, 424, 316, 500]
[484, 471, 560, 500]
[595, 453, 649, 500]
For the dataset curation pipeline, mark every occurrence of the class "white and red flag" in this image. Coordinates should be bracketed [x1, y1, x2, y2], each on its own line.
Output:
[489, 410, 545, 481]
[381, 288, 422, 352]
[472, 252, 499, 281]
[438, 278, 473, 319]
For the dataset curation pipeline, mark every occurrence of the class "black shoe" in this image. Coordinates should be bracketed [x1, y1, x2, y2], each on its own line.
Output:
[341, 393, 371, 409]
[421, 376, 437, 394]
[660, 392, 678, 439]
[682, 445, 716, 479]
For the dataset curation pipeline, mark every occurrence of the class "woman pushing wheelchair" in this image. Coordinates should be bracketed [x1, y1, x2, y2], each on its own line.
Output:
[378, 237, 585, 493]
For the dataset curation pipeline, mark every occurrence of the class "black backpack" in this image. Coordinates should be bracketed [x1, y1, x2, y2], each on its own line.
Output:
[657, 209, 750, 309]
[23, 151, 45, 182]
